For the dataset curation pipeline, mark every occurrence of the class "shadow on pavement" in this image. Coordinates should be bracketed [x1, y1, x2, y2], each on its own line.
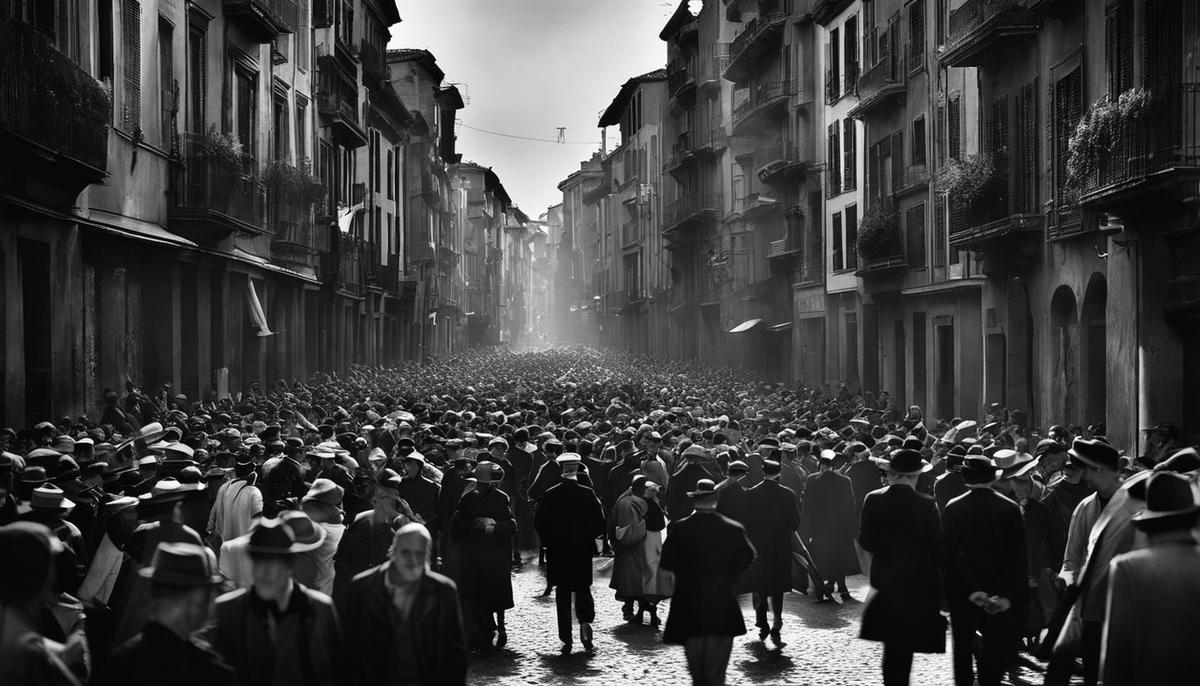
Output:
[737, 641, 797, 682]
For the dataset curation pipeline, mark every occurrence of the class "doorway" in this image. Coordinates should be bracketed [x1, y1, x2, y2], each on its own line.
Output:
[936, 319, 956, 420]
[893, 319, 906, 405]
[20, 240, 52, 424]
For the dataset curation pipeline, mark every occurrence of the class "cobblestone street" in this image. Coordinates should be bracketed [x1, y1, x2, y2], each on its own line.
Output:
[465, 549, 1049, 685]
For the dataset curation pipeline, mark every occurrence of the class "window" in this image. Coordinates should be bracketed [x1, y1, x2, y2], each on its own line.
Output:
[234, 66, 257, 167]
[935, 102, 945, 165]
[1105, 0, 1134, 95]
[906, 203, 927, 268]
[912, 116, 926, 166]
[830, 28, 841, 99]
[947, 93, 961, 160]
[158, 18, 173, 148]
[891, 130, 904, 191]
[832, 211, 844, 270]
[272, 94, 288, 160]
[845, 15, 859, 93]
[935, 0, 946, 46]
[99, 0, 115, 84]
[908, 0, 925, 72]
[863, 0, 876, 65]
[186, 20, 205, 134]
[828, 122, 842, 197]
[1017, 80, 1038, 213]
[933, 195, 946, 267]
[846, 204, 858, 270]
[843, 119, 857, 191]
[386, 148, 394, 199]
[121, 0, 141, 133]
[295, 97, 307, 162]
[319, 140, 332, 211]
[1052, 59, 1083, 225]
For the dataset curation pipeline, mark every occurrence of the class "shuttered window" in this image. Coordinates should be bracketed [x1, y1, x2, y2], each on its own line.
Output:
[846, 15, 859, 93]
[891, 130, 904, 192]
[832, 211, 844, 270]
[122, 0, 141, 133]
[843, 119, 857, 191]
[187, 21, 206, 135]
[1018, 79, 1038, 213]
[830, 28, 841, 99]
[1053, 64, 1083, 222]
[913, 116, 927, 166]
[846, 204, 859, 270]
[933, 194, 946, 267]
[906, 203, 927, 268]
[828, 122, 842, 197]
[908, 0, 926, 72]
[947, 93, 961, 160]
[935, 101, 945, 164]
[1105, 0, 1134, 95]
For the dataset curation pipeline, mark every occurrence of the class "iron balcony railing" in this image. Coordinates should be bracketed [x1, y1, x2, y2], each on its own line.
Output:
[665, 190, 723, 226]
[667, 56, 697, 97]
[858, 48, 904, 100]
[268, 188, 314, 250]
[319, 228, 365, 296]
[224, 0, 299, 34]
[794, 255, 823, 287]
[172, 132, 265, 231]
[756, 139, 798, 170]
[733, 80, 797, 129]
[728, 11, 789, 68]
[0, 18, 110, 174]
[947, 0, 1025, 48]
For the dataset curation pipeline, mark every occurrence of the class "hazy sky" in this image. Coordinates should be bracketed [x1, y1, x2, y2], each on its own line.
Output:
[389, 0, 677, 216]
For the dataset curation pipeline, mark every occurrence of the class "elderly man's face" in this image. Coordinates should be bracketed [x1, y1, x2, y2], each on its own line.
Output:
[390, 531, 430, 584]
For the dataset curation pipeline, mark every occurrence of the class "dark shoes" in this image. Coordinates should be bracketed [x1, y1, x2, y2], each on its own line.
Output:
[496, 628, 508, 648]
[758, 626, 771, 640]
[580, 623, 594, 653]
[560, 642, 572, 655]
[769, 629, 785, 647]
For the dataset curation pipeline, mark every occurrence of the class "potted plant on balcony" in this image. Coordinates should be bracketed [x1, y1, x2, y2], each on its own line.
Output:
[297, 157, 325, 210]
[202, 124, 244, 175]
[1065, 87, 1151, 194]
[934, 152, 998, 204]
[857, 201, 902, 261]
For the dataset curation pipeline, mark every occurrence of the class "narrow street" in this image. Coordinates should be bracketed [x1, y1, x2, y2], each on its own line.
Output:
[467, 551, 1045, 685]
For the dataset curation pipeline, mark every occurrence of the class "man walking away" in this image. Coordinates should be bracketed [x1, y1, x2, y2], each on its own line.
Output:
[661, 479, 756, 686]
[799, 449, 860, 601]
[744, 458, 801, 646]
[534, 453, 605, 654]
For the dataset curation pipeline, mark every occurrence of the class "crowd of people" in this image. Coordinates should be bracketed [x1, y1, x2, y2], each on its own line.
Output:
[0, 346, 1196, 686]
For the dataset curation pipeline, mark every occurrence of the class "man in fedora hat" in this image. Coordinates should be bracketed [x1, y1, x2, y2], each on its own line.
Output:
[210, 517, 344, 686]
[19, 483, 88, 593]
[452, 460, 516, 651]
[397, 449, 441, 532]
[333, 468, 416, 614]
[943, 456, 1027, 686]
[1044, 438, 1144, 686]
[661, 478, 755, 686]
[206, 457, 263, 555]
[99, 542, 236, 686]
[1102, 472, 1200, 685]
[436, 450, 477, 579]
[744, 458, 802, 645]
[346, 522, 467, 686]
[534, 453, 605, 654]
[858, 448, 945, 686]
[799, 449, 859, 603]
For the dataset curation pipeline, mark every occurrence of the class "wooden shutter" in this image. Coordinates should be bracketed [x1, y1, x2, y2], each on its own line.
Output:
[906, 203, 926, 268]
[891, 130, 904, 191]
[933, 194, 946, 267]
[909, 0, 925, 71]
[1106, 0, 1134, 95]
[1053, 67, 1082, 207]
[846, 204, 858, 269]
[832, 212, 843, 270]
[935, 102, 945, 164]
[122, 0, 141, 132]
[1019, 79, 1038, 213]
[947, 93, 961, 160]
[990, 95, 1010, 201]
[846, 16, 860, 92]
[844, 119, 857, 191]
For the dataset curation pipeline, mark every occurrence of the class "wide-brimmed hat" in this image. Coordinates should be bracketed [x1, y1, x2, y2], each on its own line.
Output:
[1155, 447, 1200, 475]
[1068, 438, 1120, 472]
[1034, 439, 1067, 458]
[402, 450, 427, 466]
[137, 478, 188, 505]
[117, 422, 168, 452]
[175, 466, 206, 492]
[475, 460, 504, 484]
[279, 511, 327, 551]
[302, 478, 344, 508]
[877, 448, 932, 475]
[138, 542, 223, 587]
[687, 478, 719, 498]
[243, 517, 320, 556]
[961, 456, 1001, 484]
[1132, 472, 1200, 525]
[30, 484, 75, 513]
[994, 449, 1037, 479]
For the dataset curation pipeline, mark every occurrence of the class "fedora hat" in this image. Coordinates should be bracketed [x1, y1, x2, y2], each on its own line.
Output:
[243, 517, 312, 556]
[137, 478, 188, 505]
[1132, 472, 1200, 525]
[994, 449, 1037, 479]
[727, 459, 750, 475]
[1155, 447, 1200, 475]
[961, 456, 1001, 484]
[279, 511, 327, 552]
[138, 542, 223, 587]
[118, 422, 168, 452]
[1034, 438, 1067, 458]
[475, 460, 505, 484]
[30, 484, 75, 513]
[878, 448, 932, 475]
[1068, 438, 1121, 472]
[302, 478, 344, 508]
[686, 478, 719, 498]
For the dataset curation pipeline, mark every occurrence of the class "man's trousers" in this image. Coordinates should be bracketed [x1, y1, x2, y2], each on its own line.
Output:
[555, 586, 594, 643]
[949, 602, 1017, 686]
[684, 635, 734, 686]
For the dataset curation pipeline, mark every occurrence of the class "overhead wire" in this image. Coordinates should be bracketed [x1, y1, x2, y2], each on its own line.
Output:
[456, 121, 602, 146]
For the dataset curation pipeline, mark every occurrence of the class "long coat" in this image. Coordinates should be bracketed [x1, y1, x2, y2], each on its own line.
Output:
[398, 475, 440, 531]
[451, 486, 516, 611]
[210, 584, 346, 686]
[333, 511, 393, 615]
[660, 510, 755, 644]
[534, 479, 605, 590]
[942, 488, 1027, 607]
[845, 460, 882, 523]
[799, 469, 861, 578]
[858, 484, 946, 653]
[744, 479, 801, 595]
[603, 459, 642, 518]
[1102, 542, 1200, 686]
[934, 471, 968, 514]
[666, 463, 715, 521]
[608, 492, 649, 599]
[346, 565, 467, 686]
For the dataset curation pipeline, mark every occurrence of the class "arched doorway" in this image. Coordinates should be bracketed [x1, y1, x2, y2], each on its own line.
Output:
[1082, 274, 1108, 430]
[1050, 285, 1080, 427]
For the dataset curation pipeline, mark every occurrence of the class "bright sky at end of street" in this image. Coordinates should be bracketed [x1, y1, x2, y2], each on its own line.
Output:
[388, 0, 679, 217]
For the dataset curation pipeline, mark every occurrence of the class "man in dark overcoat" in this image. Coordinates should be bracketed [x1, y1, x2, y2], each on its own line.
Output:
[715, 459, 751, 525]
[397, 451, 440, 531]
[666, 444, 716, 521]
[858, 449, 945, 686]
[800, 449, 860, 601]
[534, 453, 605, 654]
[451, 460, 516, 650]
[744, 458, 801, 645]
[943, 456, 1027, 686]
[661, 478, 756, 686]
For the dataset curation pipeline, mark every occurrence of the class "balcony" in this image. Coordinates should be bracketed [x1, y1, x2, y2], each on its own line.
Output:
[768, 236, 801, 260]
[793, 255, 823, 288]
[223, 0, 298, 41]
[169, 132, 265, 244]
[359, 40, 384, 86]
[664, 190, 723, 236]
[1078, 85, 1200, 214]
[0, 19, 110, 206]
[667, 57, 698, 104]
[317, 56, 367, 148]
[857, 253, 909, 293]
[894, 164, 930, 196]
[268, 189, 316, 267]
[733, 190, 780, 218]
[700, 45, 730, 94]
[622, 220, 641, 250]
[849, 50, 906, 118]
[756, 139, 811, 186]
[732, 80, 797, 136]
[942, 0, 1039, 68]
[724, 12, 790, 83]
[319, 228, 365, 297]
[947, 190, 1043, 265]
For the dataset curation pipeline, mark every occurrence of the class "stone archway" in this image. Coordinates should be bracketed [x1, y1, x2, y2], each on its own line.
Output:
[1050, 285, 1080, 427]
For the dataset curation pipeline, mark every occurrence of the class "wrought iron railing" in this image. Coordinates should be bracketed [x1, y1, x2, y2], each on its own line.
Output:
[794, 255, 823, 287]
[665, 190, 723, 226]
[172, 132, 264, 231]
[0, 19, 110, 173]
[733, 79, 797, 129]
[858, 49, 903, 100]
[224, 0, 299, 33]
[947, 0, 1024, 48]
[729, 11, 789, 67]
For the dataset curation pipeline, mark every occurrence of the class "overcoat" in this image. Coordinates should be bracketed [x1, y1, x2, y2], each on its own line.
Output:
[942, 488, 1027, 606]
[799, 470, 861, 578]
[450, 486, 516, 611]
[534, 479, 605, 590]
[608, 492, 649, 598]
[744, 479, 801, 595]
[666, 463, 714, 521]
[660, 510, 755, 644]
[857, 484, 946, 653]
[845, 460, 882, 521]
[346, 565, 467, 686]
[332, 511, 393, 615]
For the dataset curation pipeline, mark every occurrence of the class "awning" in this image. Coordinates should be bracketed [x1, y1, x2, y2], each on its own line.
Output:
[768, 321, 793, 332]
[728, 318, 762, 333]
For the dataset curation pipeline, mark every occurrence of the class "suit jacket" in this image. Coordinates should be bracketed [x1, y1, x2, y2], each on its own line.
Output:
[398, 475, 441, 532]
[942, 488, 1027, 605]
[666, 463, 715, 521]
[0, 605, 81, 686]
[534, 479, 605, 590]
[660, 510, 755, 644]
[858, 484, 945, 652]
[1103, 540, 1200, 686]
[845, 460, 882, 522]
[210, 584, 345, 686]
[744, 479, 801, 594]
[100, 621, 238, 686]
[934, 471, 967, 515]
[345, 566, 466, 686]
